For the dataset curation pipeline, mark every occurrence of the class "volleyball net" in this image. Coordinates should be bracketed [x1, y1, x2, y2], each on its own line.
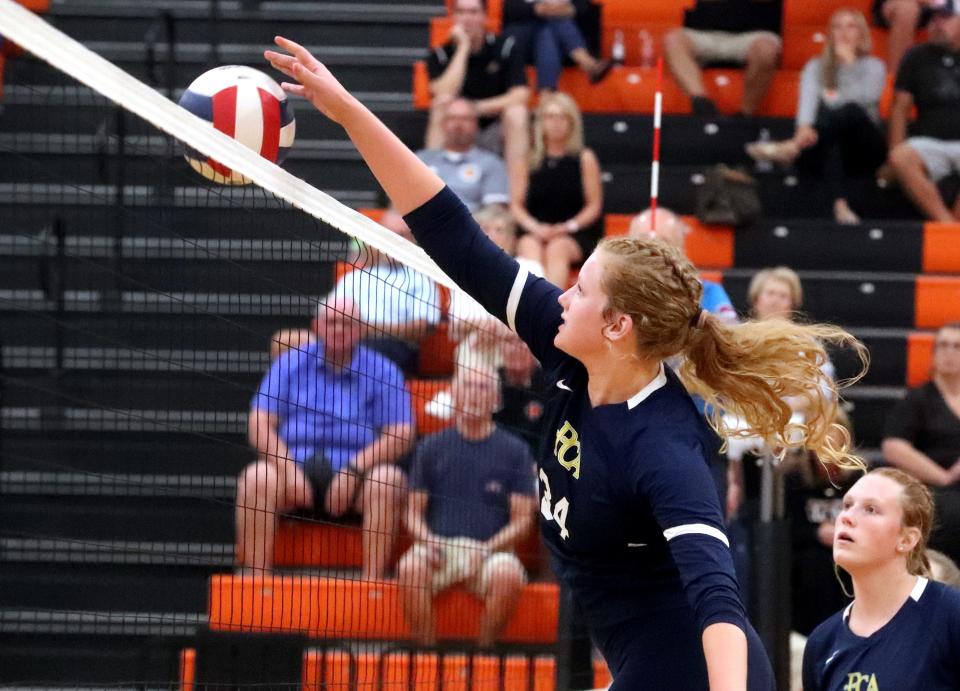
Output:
[0, 1, 577, 688]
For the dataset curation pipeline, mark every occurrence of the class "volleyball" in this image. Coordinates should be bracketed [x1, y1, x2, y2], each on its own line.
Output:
[178, 65, 295, 185]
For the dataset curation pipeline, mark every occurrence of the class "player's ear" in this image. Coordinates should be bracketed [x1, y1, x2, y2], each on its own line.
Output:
[602, 312, 633, 343]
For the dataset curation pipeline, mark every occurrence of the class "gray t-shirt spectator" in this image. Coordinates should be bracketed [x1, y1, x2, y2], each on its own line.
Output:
[416, 147, 510, 213]
[796, 56, 886, 127]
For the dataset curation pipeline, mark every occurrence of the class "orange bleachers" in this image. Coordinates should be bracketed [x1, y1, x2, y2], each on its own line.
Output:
[604, 214, 734, 269]
[209, 575, 560, 643]
[15, 0, 50, 11]
[784, 0, 871, 25]
[596, 0, 693, 24]
[914, 276, 960, 330]
[179, 649, 196, 691]
[906, 331, 934, 388]
[923, 222, 960, 273]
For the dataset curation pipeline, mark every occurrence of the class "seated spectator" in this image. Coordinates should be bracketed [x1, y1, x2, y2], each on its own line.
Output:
[886, 1, 960, 221]
[398, 367, 537, 647]
[417, 98, 509, 214]
[746, 10, 887, 224]
[502, 0, 611, 94]
[748, 265, 802, 321]
[237, 296, 414, 578]
[426, 0, 530, 194]
[882, 321, 960, 564]
[511, 92, 602, 287]
[873, 0, 937, 72]
[334, 211, 441, 373]
[664, 0, 783, 117]
[629, 207, 739, 325]
[802, 468, 960, 691]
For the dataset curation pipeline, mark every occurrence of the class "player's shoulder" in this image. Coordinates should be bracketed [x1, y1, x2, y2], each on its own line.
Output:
[922, 578, 960, 614]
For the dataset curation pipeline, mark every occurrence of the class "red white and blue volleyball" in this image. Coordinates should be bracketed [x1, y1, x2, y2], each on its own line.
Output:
[178, 65, 295, 185]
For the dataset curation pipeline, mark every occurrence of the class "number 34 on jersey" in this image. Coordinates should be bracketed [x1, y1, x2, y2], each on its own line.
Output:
[539, 420, 581, 540]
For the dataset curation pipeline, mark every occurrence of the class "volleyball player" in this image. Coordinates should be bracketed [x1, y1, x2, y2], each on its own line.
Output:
[265, 37, 867, 689]
[803, 469, 960, 690]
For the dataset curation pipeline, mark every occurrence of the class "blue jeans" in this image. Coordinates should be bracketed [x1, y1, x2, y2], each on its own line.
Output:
[505, 18, 587, 90]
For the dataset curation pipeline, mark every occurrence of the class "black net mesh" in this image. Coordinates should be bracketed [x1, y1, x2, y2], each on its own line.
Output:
[0, 11, 567, 691]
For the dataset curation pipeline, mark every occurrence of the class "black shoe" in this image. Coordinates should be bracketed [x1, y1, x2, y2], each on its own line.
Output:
[691, 96, 719, 117]
[588, 59, 614, 84]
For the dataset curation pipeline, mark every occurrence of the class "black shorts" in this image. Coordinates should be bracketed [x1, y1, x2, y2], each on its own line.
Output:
[872, 0, 934, 29]
[301, 454, 362, 521]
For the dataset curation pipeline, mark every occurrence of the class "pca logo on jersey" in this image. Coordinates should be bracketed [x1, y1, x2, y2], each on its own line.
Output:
[554, 421, 581, 479]
[843, 672, 879, 691]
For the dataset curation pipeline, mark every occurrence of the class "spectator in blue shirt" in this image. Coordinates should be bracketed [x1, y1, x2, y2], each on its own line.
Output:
[237, 295, 415, 578]
[398, 366, 537, 647]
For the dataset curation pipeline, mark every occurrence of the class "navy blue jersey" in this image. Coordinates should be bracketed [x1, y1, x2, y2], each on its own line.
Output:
[803, 578, 960, 691]
[410, 426, 535, 541]
[405, 188, 773, 688]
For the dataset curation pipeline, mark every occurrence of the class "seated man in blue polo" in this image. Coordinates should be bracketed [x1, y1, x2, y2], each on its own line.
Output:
[397, 366, 537, 648]
[417, 97, 510, 214]
[237, 295, 415, 579]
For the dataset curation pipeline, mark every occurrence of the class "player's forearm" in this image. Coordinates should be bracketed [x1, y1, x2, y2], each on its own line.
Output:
[336, 97, 445, 215]
[702, 623, 748, 691]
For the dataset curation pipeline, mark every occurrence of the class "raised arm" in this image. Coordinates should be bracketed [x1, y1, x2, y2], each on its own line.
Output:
[266, 38, 566, 368]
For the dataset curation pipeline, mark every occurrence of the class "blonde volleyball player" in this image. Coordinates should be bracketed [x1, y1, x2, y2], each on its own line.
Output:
[266, 36, 866, 690]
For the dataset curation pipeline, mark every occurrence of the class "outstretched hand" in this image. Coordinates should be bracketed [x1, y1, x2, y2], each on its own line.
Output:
[265, 36, 355, 124]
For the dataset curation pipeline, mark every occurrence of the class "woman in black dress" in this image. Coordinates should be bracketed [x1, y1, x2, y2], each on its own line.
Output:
[510, 91, 602, 287]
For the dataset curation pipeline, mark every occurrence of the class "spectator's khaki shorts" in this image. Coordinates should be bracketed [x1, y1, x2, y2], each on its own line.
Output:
[683, 29, 782, 64]
[908, 137, 960, 182]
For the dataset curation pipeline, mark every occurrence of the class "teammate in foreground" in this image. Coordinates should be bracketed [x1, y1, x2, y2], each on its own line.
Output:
[266, 36, 867, 690]
[803, 468, 960, 690]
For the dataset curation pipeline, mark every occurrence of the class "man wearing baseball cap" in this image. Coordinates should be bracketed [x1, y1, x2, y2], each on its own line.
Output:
[886, 0, 960, 221]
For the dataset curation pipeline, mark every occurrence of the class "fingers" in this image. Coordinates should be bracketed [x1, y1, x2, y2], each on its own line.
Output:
[264, 50, 297, 78]
[274, 35, 318, 69]
[280, 82, 307, 98]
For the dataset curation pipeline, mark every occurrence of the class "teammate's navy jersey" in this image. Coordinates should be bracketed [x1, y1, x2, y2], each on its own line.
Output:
[803, 577, 960, 691]
[405, 188, 771, 688]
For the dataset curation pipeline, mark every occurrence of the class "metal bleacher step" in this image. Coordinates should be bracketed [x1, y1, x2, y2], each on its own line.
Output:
[0, 471, 236, 498]
[0, 609, 206, 636]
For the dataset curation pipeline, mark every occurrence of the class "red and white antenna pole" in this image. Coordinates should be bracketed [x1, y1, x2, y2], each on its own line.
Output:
[650, 56, 664, 231]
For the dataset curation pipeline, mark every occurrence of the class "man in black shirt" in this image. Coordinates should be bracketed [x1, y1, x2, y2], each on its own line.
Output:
[887, 0, 960, 221]
[663, 0, 783, 117]
[426, 0, 530, 198]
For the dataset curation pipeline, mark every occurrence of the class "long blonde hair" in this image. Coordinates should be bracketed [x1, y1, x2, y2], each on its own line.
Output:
[598, 236, 869, 471]
[529, 91, 584, 171]
[869, 468, 934, 578]
[821, 9, 872, 91]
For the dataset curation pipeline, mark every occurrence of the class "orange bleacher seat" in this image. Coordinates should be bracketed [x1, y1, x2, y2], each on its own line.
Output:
[179, 649, 196, 691]
[15, 0, 50, 11]
[923, 222, 960, 273]
[273, 520, 368, 568]
[604, 214, 734, 270]
[906, 331, 934, 388]
[593, 658, 613, 689]
[408, 377, 455, 436]
[785, 0, 872, 25]
[209, 575, 560, 644]
[915, 276, 960, 329]
[596, 0, 693, 24]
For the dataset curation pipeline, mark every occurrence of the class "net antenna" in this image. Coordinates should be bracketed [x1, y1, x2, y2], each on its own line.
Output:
[0, 0, 457, 291]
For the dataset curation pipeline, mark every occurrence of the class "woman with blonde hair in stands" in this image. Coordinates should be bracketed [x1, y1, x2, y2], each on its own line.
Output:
[747, 8, 887, 225]
[266, 37, 874, 688]
[802, 468, 960, 690]
[510, 91, 603, 287]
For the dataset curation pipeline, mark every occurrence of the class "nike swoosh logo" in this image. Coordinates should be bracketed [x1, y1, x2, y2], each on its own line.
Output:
[556, 379, 573, 392]
[825, 650, 840, 667]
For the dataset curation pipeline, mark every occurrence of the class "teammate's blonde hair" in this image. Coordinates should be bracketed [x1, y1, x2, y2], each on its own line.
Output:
[870, 467, 934, 578]
[530, 91, 584, 171]
[597, 236, 869, 471]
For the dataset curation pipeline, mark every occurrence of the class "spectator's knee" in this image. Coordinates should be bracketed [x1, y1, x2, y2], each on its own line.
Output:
[747, 37, 781, 69]
[397, 545, 433, 586]
[237, 461, 278, 506]
[889, 142, 921, 174]
[482, 553, 526, 596]
[363, 464, 408, 503]
[663, 28, 691, 58]
[544, 235, 575, 259]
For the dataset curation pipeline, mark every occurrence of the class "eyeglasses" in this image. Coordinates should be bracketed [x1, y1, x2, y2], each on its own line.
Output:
[935, 341, 960, 352]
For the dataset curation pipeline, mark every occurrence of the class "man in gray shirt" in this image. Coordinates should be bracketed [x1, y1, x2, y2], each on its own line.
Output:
[417, 97, 510, 213]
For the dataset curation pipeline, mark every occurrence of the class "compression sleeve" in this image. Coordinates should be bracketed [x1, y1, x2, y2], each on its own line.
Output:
[404, 186, 565, 369]
[634, 433, 747, 634]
